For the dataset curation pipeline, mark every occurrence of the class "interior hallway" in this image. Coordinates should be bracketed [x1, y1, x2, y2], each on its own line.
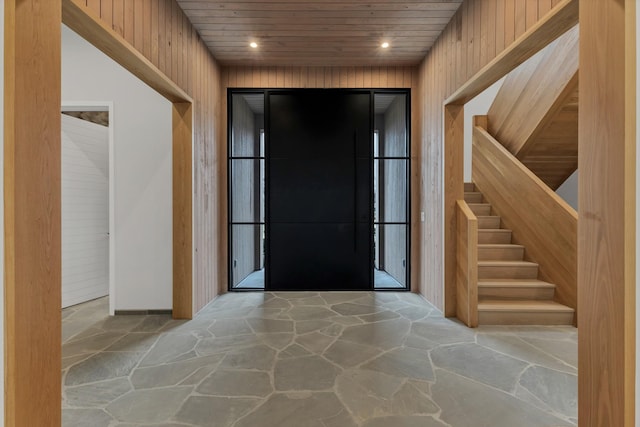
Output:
[62, 292, 577, 426]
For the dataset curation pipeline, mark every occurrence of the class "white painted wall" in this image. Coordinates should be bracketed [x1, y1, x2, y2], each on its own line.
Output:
[62, 25, 173, 311]
[61, 114, 109, 307]
[463, 77, 504, 180]
[555, 170, 578, 211]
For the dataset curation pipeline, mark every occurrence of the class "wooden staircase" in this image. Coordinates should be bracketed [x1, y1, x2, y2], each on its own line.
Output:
[487, 25, 579, 190]
[464, 182, 575, 325]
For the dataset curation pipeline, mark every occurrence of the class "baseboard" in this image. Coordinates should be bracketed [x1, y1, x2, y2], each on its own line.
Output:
[114, 309, 172, 315]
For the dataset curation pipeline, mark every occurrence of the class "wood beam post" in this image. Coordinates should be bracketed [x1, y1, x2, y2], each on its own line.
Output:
[578, 0, 636, 425]
[444, 104, 464, 317]
[172, 102, 193, 319]
[4, 0, 62, 425]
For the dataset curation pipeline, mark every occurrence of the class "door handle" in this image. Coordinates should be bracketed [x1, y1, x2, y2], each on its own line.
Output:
[354, 130, 357, 252]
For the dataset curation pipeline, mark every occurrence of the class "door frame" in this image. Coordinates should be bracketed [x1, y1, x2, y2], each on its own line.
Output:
[226, 89, 266, 291]
[371, 89, 412, 291]
[61, 101, 115, 314]
[227, 88, 411, 292]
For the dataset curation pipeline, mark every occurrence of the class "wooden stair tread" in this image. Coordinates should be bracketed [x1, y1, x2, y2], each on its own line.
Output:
[478, 300, 574, 312]
[478, 260, 537, 267]
[478, 244, 524, 249]
[478, 229, 511, 233]
[478, 279, 555, 288]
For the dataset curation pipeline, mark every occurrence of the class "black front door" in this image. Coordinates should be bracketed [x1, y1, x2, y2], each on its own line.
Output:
[267, 90, 372, 291]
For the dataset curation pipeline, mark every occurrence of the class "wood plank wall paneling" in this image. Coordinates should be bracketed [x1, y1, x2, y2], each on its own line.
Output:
[70, 0, 224, 314]
[5, 1, 62, 425]
[579, 0, 636, 425]
[222, 66, 415, 90]
[417, 0, 573, 310]
[221, 65, 421, 291]
[472, 124, 577, 316]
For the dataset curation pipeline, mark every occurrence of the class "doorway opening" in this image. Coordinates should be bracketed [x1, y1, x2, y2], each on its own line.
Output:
[61, 103, 114, 314]
[228, 89, 410, 292]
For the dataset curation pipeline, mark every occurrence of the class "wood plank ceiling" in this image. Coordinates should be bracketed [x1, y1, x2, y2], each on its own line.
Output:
[176, 1, 464, 66]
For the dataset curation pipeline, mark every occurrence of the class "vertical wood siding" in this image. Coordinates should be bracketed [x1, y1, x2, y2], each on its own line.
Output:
[222, 66, 416, 90]
[75, 0, 566, 312]
[417, 0, 564, 310]
[80, 0, 222, 313]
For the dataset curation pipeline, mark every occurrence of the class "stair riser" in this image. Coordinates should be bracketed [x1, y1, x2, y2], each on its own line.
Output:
[478, 247, 524, 261]
[478, 265, 538, 279]
[478, 311, 574, 325]
[464, 183, 475, 192]
[478, 217, 501, 229]
[469, 205, 491, 216]
[478, 287, 555, 300]
[464, 193, 483, 203]
[478, 232, 512, 244]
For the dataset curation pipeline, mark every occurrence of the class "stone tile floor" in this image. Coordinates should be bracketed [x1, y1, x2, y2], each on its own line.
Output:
[62, 292, 577, 427]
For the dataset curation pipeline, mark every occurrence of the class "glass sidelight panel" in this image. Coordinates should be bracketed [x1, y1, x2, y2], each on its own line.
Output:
[230, 93, 265, 158]
[230, 225, 265, 289]
[229, 91, 265, 290]
[374, 224, 407, 289]
[374, 159, 408, 224]
[373, 93, 408, 157]
[374, 91, 409, 290]
[230, 159, 265, 223]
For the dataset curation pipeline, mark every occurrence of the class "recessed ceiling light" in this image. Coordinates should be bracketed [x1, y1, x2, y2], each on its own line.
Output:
[250, 42, 258, 49]
[381, 42, 390, 49]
